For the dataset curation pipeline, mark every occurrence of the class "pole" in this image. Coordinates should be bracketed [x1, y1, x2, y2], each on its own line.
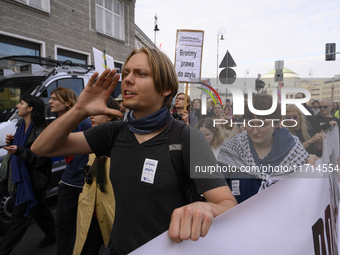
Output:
[278, 82, 282, 103]
[154, 31, 156, 46]
[103, 50, 107, 69]
[216, 34, 219, 85]
[184, 83, 189, 111]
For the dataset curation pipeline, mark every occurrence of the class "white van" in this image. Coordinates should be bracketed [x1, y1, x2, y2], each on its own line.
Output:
[0, 55, 96, 234]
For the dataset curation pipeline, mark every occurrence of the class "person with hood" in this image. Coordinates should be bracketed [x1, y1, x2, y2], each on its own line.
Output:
[218, 94, 316, 204]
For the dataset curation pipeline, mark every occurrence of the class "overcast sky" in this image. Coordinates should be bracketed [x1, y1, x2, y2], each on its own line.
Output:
[135, 0, 340, 81]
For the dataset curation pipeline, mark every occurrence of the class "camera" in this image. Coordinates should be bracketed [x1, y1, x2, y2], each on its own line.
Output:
[172, 111, 183, 120]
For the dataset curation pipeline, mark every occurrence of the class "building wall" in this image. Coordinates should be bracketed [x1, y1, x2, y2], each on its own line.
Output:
[0, 0, 136, 65]
[135, 24, 157, 50]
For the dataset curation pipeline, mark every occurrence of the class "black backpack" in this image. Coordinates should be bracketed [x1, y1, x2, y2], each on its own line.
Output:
[168, 120, 202, 203]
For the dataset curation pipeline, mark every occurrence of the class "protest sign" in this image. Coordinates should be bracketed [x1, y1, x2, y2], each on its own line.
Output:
[175, 30, 204, 83]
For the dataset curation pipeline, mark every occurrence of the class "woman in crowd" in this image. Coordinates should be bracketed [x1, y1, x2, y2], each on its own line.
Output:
[197, 118, 224, 158]
[284, 104, 325, 157]
[217, 94, 316, 204]
[191, 98, 202, 121]
[0, 95, 55, 254]
[49, 87, 92, 255]
[213, 103, 224, 119]
[73, 97, 120, 255]
[213, 103, 239, 139]
[223, 105, 234, 122]
[331, 102, 339, 116]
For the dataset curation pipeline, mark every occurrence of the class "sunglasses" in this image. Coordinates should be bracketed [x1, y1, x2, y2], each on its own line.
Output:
[318, 105, 329, 109]
[284, 114, 299, 120]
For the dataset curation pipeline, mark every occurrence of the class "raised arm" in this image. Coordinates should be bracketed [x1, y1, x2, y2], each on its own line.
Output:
[31, 69, 123, 157]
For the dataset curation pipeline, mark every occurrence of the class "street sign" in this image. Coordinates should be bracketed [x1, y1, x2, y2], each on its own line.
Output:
[219, 51, 236, 68]
[219, 51, 237, 84]
[219, 68, 236, 85]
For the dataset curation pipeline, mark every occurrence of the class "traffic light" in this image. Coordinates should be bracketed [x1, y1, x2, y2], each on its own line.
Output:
[325, 43, 336, 61]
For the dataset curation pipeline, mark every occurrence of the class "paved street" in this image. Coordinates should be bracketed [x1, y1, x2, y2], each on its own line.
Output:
[0, 196, 58, 255]
[0, 196, 106, 255]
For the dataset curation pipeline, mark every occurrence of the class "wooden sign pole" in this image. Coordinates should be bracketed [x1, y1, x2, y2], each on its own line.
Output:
[184, 83, 189, 111]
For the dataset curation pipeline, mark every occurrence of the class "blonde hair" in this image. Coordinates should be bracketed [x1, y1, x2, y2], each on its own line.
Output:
[197, 118, 224, 148]
[51, 87, 77, 110]
[122, 47, 178, 109]
[286, 104, 310, 141]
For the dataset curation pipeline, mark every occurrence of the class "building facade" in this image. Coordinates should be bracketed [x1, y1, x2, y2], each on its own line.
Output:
[0, 0, 152, 73]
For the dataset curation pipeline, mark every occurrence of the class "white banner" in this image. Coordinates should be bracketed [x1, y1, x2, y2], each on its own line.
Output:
[175, 46, 202, 82]
[131, 127, 340, 255]
[175, 30, 204, 83]
[92, 47, 114, 75]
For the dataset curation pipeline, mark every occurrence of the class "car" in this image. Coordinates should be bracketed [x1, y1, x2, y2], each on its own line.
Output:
[0, 55, 97, 234]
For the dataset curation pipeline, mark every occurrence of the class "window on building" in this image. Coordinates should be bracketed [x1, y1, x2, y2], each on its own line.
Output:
[96, 0, 124, 40]
[0, 35, 40, 57]
[14, 0, 50, 12]
[114, 62, 123, 74]
[57, 48, 88, 65]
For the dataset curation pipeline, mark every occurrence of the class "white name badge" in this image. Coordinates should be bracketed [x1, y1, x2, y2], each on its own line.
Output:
[231, 180, 240, 196]
[141, 158, 158, 184]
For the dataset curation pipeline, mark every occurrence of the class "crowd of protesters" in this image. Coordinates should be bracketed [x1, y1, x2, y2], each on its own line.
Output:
[0, 46, 339, 255]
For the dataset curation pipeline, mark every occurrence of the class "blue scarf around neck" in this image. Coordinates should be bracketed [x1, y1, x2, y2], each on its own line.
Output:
[11, 121, 36, 217]
[248, 127, 295, 171]
[127, 106, 171, 135]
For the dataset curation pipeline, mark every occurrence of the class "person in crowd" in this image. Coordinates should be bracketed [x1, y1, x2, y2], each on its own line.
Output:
[218, 94, 316, 204]
[73, 97, 120, 255]
[284, 104, 325, 156]
[223, 105, 234, 122]
[331, 102, 339, 116]
[225, 99, 232, 110]
[335, 109, 339, 119]
[213, 103, 224, 119]
[172, 93, 198, 127]
[0, 95, 55, 254]
[191, 98, 202, 121]
[114, 94, 129, 121]
[214, 103, 239, 139]
[311, 99, 320, 116]
[206, 100, 215, 118]
[310, 99, 340, 139]
[32, 47, 237, 255]
[295, 93, 314, 121]
[197, 118, 224, 158]
[49, 87, 92, 255]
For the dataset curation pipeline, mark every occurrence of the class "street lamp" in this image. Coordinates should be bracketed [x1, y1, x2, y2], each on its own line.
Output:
[216, 28, 225, 84]
[244, 69, 249, 92]
[154, 13, 160, 46]
[309, 68, 313, 86]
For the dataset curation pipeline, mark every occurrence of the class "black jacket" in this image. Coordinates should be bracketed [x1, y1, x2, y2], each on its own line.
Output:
[13, 122, 52, 194]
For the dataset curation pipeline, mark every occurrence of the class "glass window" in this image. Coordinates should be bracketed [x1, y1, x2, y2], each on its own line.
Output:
[40, 79, 84, 121]
[14, 0, 50, 12]
[96, 0, 124, 40]
[57, 78, 84, 97]
[0, 35, 40, 58]
[57, 48, 88, 65]
[114, 62, 122, 73]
